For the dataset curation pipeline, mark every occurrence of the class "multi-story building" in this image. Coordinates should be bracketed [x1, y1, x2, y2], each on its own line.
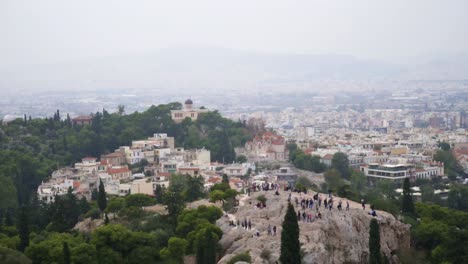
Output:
[360, 163, 414, 181]
[275, 167, 298, 187]
[171, 99, 209, 123]
[244, 132, 288, 161]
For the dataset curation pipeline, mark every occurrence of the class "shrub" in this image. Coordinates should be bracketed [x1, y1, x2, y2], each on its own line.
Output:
[256, 195, 267, 204]
[260, 249, 271, 260]
[228, 252, 251, 264]
[85, 208, 100, 220]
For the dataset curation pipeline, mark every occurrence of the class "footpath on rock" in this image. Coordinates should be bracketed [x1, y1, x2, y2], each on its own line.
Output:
[217, 189, 410, 264]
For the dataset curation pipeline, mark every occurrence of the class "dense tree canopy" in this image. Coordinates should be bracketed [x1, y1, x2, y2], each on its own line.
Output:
[0, 103, 251, 209]
[290, 148, 326, 173]
[331, 152, 350, 179]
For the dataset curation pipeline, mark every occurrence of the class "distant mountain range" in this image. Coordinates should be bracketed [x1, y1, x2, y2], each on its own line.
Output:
[1, 46, 467, 95]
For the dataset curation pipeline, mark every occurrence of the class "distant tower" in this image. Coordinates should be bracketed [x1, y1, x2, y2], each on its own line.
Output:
[184, 99, 193, 110]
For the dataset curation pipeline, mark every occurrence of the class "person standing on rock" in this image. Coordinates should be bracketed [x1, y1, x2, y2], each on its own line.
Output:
[297, 210, 301, 220]
[248, 219, 252, 230]
[318, 195, 322, 207]
[324, 198, 328, 209]
[338, 200, 342, 211]
[267, 224, 272, 235]
[273, 225, 277, 235]
[346, 200, 350, 211]
[361, 199, 366, 210]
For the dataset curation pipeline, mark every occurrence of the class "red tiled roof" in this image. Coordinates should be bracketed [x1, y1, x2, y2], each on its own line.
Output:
[73, 181, 81, 188]
[158, 172, 171, 177]
[207, 177, 222, 183]
[271, 140, 284, 145]
[230, 178, 243, 184]
[322, 154, 333, 160]
[108, 167, 130, 174]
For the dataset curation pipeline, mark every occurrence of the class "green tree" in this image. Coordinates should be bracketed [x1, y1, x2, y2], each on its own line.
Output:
[195, 228, 218, 264]
[184, 176, 205, 202]
[434, 149, 463, 180]
[209, 190, 225, 204]
[163, 191, 185, 219]
[48, 188, 80, 232]
[71, 243, 98, 264]
[331, 152, 350, 179]
[104, 213, 109, 225]
[295, 176, 314, 191]
[63, 242, 71, 264]
[438, 141, 451, 151]
[447, 184, 468, 211]
[97, 179, 107, 213]
[0, 246, 32, 263]
[369, 218, 381, 264]
[17, 206, 29, 252]
[154, 184, 166, 204]
[117, 105, 125, 116]
[287, 143, 298, 161]
[324, 169, 344, 192]
[105, 197, 125, 217]
[222, 174, 229, 184]
[0, 176, 18, 210]
[401, 178, 415, 216]
[350, 171, 366, 195]
[125, 194, 155, 207]
[280, 203, 301, 264]
[160, 237, 187, 264]
[235, 155, 247, 163]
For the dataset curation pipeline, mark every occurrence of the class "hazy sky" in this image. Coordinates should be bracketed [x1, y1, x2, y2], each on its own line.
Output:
[1, 0, 467, 68]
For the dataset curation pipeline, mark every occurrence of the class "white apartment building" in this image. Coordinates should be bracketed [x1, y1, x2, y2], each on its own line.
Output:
[360, 163, 414, 180]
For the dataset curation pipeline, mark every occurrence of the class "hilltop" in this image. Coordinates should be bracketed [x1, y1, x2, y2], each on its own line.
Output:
[217, 190, 410, 264]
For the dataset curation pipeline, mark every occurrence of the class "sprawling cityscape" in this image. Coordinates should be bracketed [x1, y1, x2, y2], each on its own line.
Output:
[1, 1, 467, 264]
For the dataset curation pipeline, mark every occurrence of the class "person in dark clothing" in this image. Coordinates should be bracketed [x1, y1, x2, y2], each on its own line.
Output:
[273, 225, 277, 235]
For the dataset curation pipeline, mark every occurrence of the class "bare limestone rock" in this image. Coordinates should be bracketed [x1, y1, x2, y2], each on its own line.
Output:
[217, 191, 410, 264]
[73, 217, 104, 234]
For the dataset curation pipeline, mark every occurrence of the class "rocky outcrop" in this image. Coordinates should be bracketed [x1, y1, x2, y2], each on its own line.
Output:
[217, 191, 410, 264]
[73, 217, 104, 234]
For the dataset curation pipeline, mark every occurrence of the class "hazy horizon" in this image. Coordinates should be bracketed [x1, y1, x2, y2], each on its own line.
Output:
[1, 0, 468, 94]
[2, 0, 468, 67]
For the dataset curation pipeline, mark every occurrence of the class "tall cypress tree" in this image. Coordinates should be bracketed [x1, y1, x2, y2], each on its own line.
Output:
[17, 206, 29, 252]
[97, 179, 107, 213]
[63, 241, 71, 264]
[401, 178, 415, 215]
[196, 229, 217, 264]
[369, 218, 381, 264]
[280, 203, 301, 264]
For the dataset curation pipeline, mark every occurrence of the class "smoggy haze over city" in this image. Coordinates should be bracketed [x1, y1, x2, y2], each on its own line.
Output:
[1, 1, 468, 100]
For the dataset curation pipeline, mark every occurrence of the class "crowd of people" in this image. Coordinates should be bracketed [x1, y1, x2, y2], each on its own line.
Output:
[227, 180, 379, 239]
